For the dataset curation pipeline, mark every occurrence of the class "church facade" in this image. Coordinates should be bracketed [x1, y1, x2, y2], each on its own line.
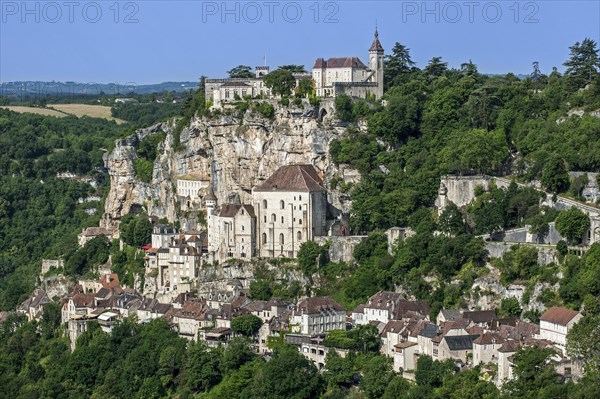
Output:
[206, 164, 328, 262]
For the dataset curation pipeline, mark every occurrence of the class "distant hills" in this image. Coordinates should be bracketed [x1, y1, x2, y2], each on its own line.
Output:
[0, 81, 200, 98]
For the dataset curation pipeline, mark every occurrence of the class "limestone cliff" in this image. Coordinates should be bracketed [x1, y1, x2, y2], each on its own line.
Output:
[101, 103, 355, 230]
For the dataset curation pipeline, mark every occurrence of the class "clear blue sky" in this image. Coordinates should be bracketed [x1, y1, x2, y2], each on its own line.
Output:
[1, 1, 599, 84]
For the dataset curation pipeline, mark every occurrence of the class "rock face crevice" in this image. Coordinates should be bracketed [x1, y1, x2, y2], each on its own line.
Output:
[102, 106, 355, 231]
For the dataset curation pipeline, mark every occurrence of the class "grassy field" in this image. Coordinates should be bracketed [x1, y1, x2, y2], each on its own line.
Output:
[48, 104, 126, 124]
[1, 106, 68, 117]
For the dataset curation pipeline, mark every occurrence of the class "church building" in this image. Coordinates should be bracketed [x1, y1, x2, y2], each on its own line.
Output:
[206, 164, 328, 262]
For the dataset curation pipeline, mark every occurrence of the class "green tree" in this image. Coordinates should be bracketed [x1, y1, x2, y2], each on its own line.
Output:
[221, 337, 256, 375]
[334, 95, 353, 121]
[230, 314, 262, 337]
[246, 345, 324, 399]
[298, 241, 328, 278]
[415, 356, 456, 389]
[555, 207, 591, 244]
[360, 355, 394, 399]
[384, 42, 416, 87]
[295, 78, 314, 98]
[263, 69, 296, 97]
[438, 203, 465, 235]
[499, 297, 522, 318]
[564, 38, 600, 90]
[184, 342, 222, 393]
[278, 65, 306, 73]
[424, 56, 448, 77]
[249, 279, 273, 300]
[541, 157, 569, 193]
[503, 346, 564, 397]
[227, 65, 254, 78]
[567, 314, 600, 379]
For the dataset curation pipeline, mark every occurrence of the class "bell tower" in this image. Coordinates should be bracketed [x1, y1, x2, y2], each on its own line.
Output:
[368, 27, 384, 98]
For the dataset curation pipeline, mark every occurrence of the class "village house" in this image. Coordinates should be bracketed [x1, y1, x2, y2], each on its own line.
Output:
[436, 334, 480, 364]
[172, 298, 214, 340]
[393, 341, 419, 374]
[538, 306, 582, 355]
[17, 289, 51, 321]
[207, 203, 257, 260]
[354, 291, 430, 325]
[291, 296, 346, 335]
[62, 288, 96, 324]
[77, 226, 114, 247]
[176, 173, 210, 210]
[137, 298, 173, 322]
[473, 332, 505, 366]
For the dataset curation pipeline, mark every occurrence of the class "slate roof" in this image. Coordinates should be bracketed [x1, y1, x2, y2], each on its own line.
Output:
[205, 185, 217, 201]
[216, 204, 256, 218]
[444, 334, 480, 351]
[498, 340, 521, 353]
[255, 165, 325, 192]
[366, 291, 402, 310]
[244, 300, 270, 312]
[417, 323, 439, 338]
[393, 300, 430, 319]
[369, 30, 384, 52]
[220, 81, 251, 87]
[72, 293, 95, 308]
[18, 289, 51, 311]
[473, 332, 505, 346]
[440, 309, 462, 320]
[540, 307, 580, 326]
[462, 310, 497, 324]
[313, 57, 369, 69]
[381, 320, 406, 338]
[296, 296, 345, 314]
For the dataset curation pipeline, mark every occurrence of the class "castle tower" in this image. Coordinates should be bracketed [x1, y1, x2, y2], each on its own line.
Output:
[205, 184, 217, 216]
[368, 28, 385, 98]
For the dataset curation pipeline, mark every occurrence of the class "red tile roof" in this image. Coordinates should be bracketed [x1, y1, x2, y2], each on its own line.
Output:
[296, 296, 345, 314]
[312, 57, 368, 69]
[255, 165, 325, 192]
[540, 307, 580, 326]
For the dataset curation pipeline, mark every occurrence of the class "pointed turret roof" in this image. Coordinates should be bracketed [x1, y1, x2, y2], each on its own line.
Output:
[369, 29, 384, 53]
[205, 184, 217, 201]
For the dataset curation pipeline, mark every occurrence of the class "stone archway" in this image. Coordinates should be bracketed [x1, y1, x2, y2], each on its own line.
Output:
[318, 107, 328, 122]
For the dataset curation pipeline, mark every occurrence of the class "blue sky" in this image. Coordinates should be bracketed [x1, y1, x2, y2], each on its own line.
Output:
[1, 1, 599, 84]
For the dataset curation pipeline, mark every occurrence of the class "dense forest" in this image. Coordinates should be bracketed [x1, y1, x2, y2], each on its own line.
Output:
[0, 91, 190, 310]
[1, 37, 599, 398]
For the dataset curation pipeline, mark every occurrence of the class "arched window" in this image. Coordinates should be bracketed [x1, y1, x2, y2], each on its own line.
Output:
[279, 233, 284, 245]
[264, 215, 267, 223]
[271, 213, 276, 222]
[263, 200, 267, 209]
[280, 200, 285, 209]
[262, 233, 267, 244]
[297, 231, 302, 241]
[281, 216, 284, 224]
[299, 195, 302, 201]
[241, 225, 245, 231]
[299, 219, 302, 225]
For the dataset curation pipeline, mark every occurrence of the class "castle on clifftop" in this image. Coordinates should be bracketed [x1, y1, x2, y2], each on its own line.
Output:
[205, 30, 384, 108]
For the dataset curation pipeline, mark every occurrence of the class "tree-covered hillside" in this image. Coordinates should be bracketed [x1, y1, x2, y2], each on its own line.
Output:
[331, 38, 600, 233]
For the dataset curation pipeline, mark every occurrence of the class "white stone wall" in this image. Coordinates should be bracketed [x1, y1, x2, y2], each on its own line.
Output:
[177, 179, 208, 201]
[253, 191, 315, 258]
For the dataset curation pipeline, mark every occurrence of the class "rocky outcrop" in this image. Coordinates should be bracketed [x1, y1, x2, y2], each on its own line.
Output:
[102, 105, 355, 230]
